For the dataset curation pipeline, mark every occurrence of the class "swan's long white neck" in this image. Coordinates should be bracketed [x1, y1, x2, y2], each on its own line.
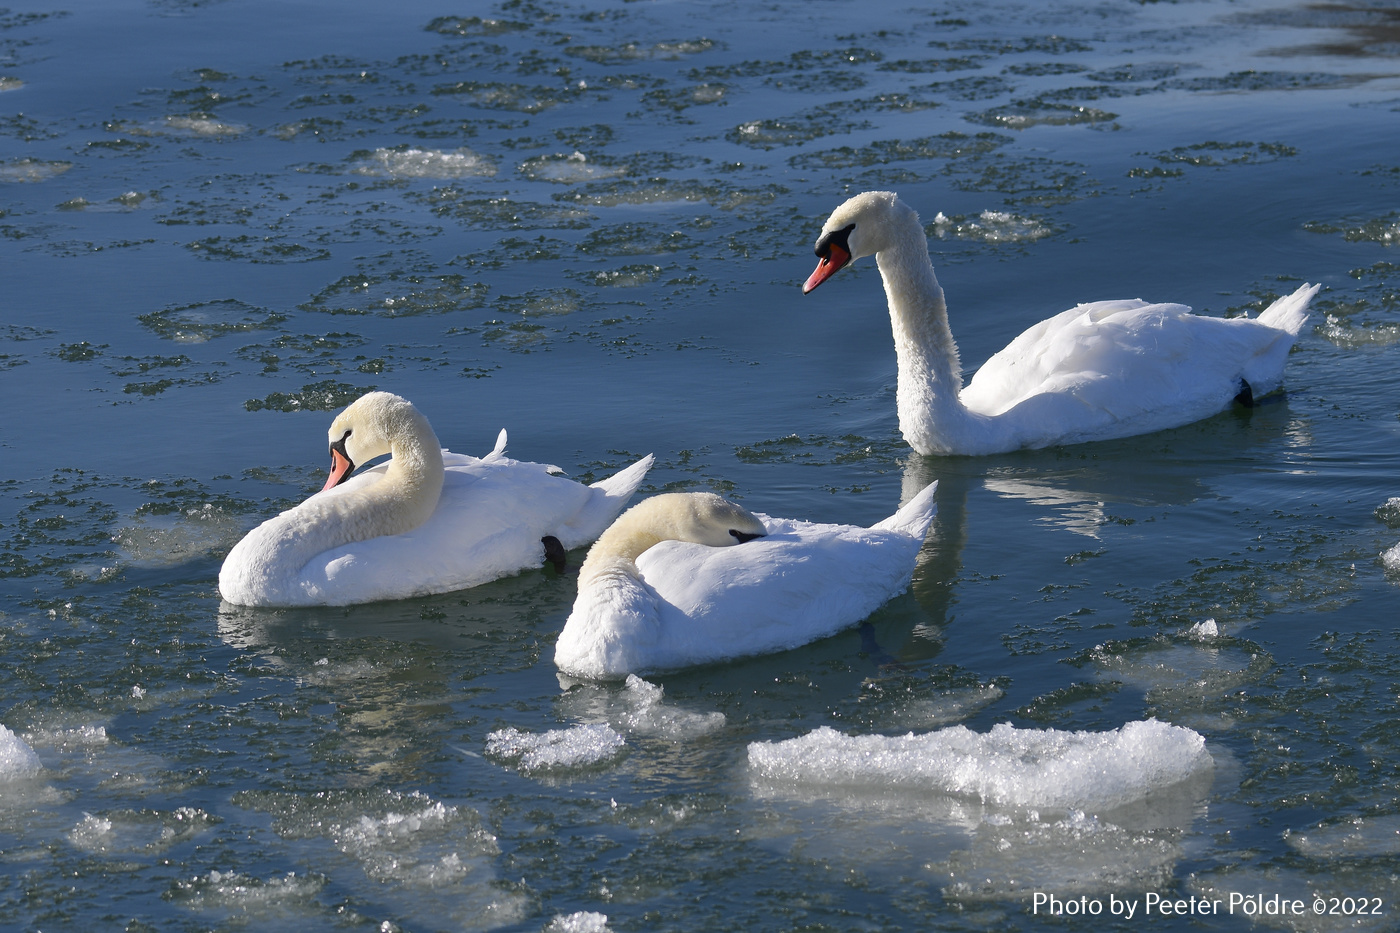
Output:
[874, 218, 986, 456]
[225, 415, 445, 591]
[577, 517, 662, 587]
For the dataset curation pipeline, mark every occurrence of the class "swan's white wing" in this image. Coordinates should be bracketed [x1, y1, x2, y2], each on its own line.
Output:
[960, 300, 1304, 444]
[296, 455, 619, 605]
[553, 454, 655, 550]
[628, 515, 929, 673]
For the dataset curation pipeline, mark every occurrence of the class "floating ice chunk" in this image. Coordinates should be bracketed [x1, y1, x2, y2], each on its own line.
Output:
[930, 210, 1059, 244]
[164, 115, 247, 136]
[1383, 541, 1400, 573]
[68, 812, 115, 851]
[1376, 497, 1400, 527]
[555, 676, 726, 739]
[1320, 315, 1400, 348]
[25, 724, 108, 751]
[167, 868, 325, 913]
[486, 724, 625, 773]
[940, 809, 1183, 900]
[547, 911, 611, 933]
[518, 151, 628, 183]
[1188, 618, 1219, 640]
[0, 158, 72, 183]
[0, 724, 42, 778]
[234, 788, 522, 925]
[1288, 814, 1400, 858]
[748, 719, 1212, 811]
[68, 806, 216, 854]
[619, 675, 725, 739]
[349, 147, 496, 179]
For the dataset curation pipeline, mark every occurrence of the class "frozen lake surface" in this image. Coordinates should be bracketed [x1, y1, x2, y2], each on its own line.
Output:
[3, 0, 1400, 929]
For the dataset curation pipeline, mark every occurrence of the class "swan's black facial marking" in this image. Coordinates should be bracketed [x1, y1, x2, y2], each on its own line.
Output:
[729, 529, 765, 543]
[324, 429, 357, 490]
[814, 222, 855, 262]
[803, 223, 856, 294]
[330, 429, 355, 472]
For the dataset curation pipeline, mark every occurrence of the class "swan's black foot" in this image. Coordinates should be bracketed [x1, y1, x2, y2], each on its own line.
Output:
[542, 535, 567, 574]
[1234, 378, 1255, 408]
[858, 621, 908, 672]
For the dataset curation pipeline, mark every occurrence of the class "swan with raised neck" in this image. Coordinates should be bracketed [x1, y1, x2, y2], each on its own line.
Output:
[803, 190, 1318, 455]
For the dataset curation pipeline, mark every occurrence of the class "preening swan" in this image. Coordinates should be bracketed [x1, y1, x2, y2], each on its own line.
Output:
[554, 484, 937, 679]
[803, 190, 1319, 456]
[219, 391, 654, 607]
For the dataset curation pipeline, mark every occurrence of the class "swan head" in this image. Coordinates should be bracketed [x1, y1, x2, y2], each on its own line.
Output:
[635, 492, 768, 548]
[803, 190, 917, 294]
[584, 492, 767, 575]
[322, 391, 438, 490]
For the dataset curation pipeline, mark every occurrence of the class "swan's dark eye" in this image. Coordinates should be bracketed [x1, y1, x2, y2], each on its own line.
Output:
[730, 529, 764, 543]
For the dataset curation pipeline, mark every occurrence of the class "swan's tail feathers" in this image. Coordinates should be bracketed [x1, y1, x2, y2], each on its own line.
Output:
[554, 454, 656, 549]
[873, 480, 938, 539]
[1257, 283, 1319, 336]
[480, 429, 509, 462]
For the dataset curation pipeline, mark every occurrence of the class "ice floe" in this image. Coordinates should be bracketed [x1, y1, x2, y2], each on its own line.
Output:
[1383, 541, 1400, 574]
[348, 146, 496, 179]
[748, 719, 1212, 811]
[486, 723, 626, 773]
[930, 210, 1060, 244]
[235, 787, 525, 926]
[1188, 618, 1220, 640]
[558, 674, 727, 740]
[0, 724, 41, 778]
[0, 158, 72, 183]
[1288, 814, 1400, 859]
[546, 912, 611, 933]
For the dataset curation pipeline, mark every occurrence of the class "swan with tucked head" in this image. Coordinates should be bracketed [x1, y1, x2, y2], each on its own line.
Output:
[575, 492, 767, 586]
[803, 191, 1318, 456]
[555, 484, 938, 679]
[219, 391, 653, 607]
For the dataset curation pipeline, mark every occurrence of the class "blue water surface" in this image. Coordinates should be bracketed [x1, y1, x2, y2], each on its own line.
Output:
[3, 0, 1400, 930]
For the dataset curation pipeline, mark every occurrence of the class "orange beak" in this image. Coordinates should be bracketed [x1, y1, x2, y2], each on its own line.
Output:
[322, 447, 354, 491]
[802, 242, 850, 294]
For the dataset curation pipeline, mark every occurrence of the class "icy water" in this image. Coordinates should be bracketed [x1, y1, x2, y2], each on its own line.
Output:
[3, 0, 1400, 930]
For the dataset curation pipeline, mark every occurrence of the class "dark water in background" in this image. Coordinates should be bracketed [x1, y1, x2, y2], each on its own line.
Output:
[3, 0, 1400, 929]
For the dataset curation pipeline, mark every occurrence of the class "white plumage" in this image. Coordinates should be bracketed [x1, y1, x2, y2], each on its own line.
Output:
[218, 391, 653, 607]
[803, 190, 1318, 456]
[554, 483, 937, 679]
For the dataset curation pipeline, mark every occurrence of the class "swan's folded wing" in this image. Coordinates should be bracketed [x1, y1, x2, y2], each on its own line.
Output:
[552, 454, 655, 550]
[298, 459, 607, 604]
[634, 519, 926, 671]
[963, 301, 1302, 437]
